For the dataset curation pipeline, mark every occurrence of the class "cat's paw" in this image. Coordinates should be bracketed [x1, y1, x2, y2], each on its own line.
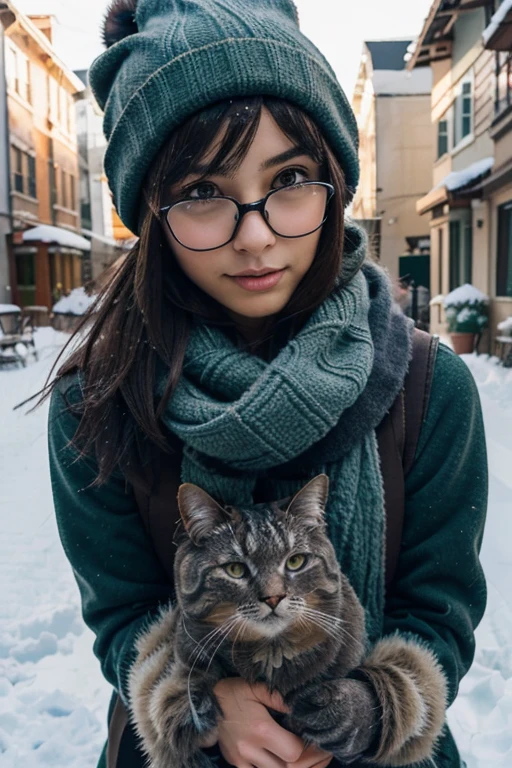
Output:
[287, 678, 381, 762]
[150, 686, 220, 767]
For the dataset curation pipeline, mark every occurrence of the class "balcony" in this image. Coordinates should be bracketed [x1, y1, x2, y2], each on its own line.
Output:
[483, 0, 512, 50]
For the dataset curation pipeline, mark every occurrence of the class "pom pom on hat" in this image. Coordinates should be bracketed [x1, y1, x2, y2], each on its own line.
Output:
[102, 0, 139, 48]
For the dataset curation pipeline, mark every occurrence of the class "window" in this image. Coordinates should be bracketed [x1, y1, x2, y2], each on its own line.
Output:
[12, 148, 24, 194]
[449, 214, 473, 291]
[70, 174, 76, 210]
[5, 42, 30, 103]
[28, 155, 37, 199]
[461, 82, 472, 138]
[437, 118, 449, 158]
[497, 202, 512, 297]
[61, 169, 68, 208]
[495, 52, 512, 118]
[5, 42, 17, 93]
[453, 76, 473, 147]
[11, 147, 38, 198]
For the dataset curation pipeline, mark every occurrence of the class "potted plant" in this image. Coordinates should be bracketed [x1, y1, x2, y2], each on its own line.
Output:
[443, 284, 489, 355]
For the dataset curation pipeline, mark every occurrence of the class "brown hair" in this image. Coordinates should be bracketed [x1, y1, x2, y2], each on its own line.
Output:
[44, 97, 348, 485]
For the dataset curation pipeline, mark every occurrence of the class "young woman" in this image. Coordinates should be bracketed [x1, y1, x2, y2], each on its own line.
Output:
[47, 1, 488, 767]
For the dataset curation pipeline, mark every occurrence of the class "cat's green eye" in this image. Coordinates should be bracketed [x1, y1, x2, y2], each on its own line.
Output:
[224, 562, 247, 579]
[286, 554, 307, 571]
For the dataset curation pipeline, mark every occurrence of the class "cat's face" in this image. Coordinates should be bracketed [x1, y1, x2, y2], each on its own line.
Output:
[175, 476, 342, 641]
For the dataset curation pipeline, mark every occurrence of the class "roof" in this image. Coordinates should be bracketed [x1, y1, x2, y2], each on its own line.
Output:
[22, 225, 91, 251]
[408, 0, 489, 69]
[417, 156, 494, 214]
[433, 157, 494, 193]
[366, 40, 412, 70]
[372, 67, 432, 95]
[2, 1, 84, 93]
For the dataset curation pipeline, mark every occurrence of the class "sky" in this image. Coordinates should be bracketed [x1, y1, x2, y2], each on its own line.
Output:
[14, 0, 434, 98]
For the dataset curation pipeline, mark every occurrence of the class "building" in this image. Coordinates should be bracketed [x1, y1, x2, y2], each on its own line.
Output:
[352, 39, 434, 279]
[3, 4, 88, 309]
[410, 0, 512, 340]
[74, 69, 132, 283]
[0, 2, 15, 304]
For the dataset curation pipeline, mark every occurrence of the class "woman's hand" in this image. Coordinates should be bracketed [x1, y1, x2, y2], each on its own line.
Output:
[213, 678, 333, 768]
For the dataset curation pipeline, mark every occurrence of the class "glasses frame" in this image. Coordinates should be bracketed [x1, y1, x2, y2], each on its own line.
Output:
[159, 181, 336, 252]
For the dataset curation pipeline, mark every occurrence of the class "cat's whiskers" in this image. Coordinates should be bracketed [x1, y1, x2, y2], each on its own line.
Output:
[188, 617, 238, 666]
[301, 607, 360, 646]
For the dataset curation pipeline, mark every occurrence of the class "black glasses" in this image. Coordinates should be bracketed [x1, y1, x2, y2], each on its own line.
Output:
[159, 181, 335, 252]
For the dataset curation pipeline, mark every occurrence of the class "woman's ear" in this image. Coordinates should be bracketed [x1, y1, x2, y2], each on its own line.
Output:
[177, 483, 229, 544]
[285, 474, 329, 528]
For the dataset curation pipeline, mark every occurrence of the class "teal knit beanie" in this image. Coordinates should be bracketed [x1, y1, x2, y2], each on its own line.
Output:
[89, 0, 360, 234]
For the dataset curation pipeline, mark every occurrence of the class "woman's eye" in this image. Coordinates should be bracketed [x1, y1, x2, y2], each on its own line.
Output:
[224, 562, 247, 579]
[286, 554, 307, 571]
[187, 182, 218, 199]
[274, 168, 309, 188]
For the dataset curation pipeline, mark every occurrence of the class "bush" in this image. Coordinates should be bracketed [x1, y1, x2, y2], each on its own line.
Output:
[443, 284, 489, 334]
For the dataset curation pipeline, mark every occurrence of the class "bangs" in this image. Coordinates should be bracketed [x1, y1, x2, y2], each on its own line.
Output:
[145, 97, 328, 208]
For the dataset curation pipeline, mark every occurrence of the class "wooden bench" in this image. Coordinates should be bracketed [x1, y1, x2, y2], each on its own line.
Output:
[495, 335, 512, 364]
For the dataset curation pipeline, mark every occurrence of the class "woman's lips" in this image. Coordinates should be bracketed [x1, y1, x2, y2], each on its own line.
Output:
[230, 268, 286, 292]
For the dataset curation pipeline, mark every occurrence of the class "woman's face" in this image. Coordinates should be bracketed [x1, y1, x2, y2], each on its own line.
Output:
[162, 109, 324, 330]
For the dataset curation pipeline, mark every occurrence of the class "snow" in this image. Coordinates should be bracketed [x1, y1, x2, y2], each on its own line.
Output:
[444, 283, 490, 308]
[497, 317, 512, 335]
[53, 287, 96, 315]
[434, 157, 495, 194]
[483, 0, 512, 45]
[1, 335, 512, 767]
[0, 305, 21, 315]
[23, 225, 91, 252]
[372, 67, 432, 96]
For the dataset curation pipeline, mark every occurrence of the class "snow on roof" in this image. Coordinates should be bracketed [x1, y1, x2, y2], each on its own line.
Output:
[373, 67, 432, 95]
[0, 304, 21, 314]
[52, 287, 96, 315]
[483, 0, 512, 44]
[23, 225, 91, 252]
[444, 284, 490, 308]
[433, 157, 494, 194]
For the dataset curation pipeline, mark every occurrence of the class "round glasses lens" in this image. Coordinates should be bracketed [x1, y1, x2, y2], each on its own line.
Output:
[168, 197, 238, 250]
[265, 183, 329, 237]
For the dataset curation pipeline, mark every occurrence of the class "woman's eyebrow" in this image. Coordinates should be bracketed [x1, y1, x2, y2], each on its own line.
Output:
[182, 146, 311, 180]
[259, 147, 311, 170]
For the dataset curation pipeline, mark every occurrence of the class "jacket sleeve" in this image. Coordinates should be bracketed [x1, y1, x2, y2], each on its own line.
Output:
[359, 343, 488, 766]
[48, 375, 174, 705]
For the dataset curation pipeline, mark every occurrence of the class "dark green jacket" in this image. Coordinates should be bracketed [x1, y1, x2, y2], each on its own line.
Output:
[48, 343, 487, 768]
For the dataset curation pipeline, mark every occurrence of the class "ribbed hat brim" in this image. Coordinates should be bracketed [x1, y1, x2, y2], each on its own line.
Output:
[100, 37, 359, 234]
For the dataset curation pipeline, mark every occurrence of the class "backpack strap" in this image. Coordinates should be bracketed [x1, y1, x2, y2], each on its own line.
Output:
[403, 330, 439, 477]
[377, 329, 439, 590]
[132, 448, 182, 586]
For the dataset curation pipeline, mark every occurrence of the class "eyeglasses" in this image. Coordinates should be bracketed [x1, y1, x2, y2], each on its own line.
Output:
[159, 181, 335, 252]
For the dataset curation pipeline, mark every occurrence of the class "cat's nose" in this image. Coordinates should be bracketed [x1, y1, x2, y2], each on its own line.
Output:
[262, 594, 287, 609]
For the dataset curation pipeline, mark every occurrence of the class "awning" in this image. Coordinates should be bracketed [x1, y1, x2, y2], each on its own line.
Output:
[416, 157, 494, 215]
[483, 0, 512, 50]
[80, 228, 135, 250]
[22, 225, 91, 252]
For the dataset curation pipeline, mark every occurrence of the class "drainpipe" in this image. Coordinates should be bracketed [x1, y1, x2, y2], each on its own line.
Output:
[0, 2, 16, 303]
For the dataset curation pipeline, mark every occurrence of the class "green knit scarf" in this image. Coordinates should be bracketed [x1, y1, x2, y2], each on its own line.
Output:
[159, 227, 388, 638]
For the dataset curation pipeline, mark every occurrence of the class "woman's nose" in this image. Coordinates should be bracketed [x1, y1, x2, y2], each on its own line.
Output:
[232, 210, 276, 254]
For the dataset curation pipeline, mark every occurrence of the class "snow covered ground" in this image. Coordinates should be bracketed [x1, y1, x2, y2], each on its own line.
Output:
[0, 330, 511, 767]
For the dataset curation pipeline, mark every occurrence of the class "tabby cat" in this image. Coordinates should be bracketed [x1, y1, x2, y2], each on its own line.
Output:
[128, 474, 381, 767]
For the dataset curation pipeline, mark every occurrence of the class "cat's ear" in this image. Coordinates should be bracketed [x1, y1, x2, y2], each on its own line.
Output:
[177, 483, 228, 544]
[286, 474, 329, 527]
